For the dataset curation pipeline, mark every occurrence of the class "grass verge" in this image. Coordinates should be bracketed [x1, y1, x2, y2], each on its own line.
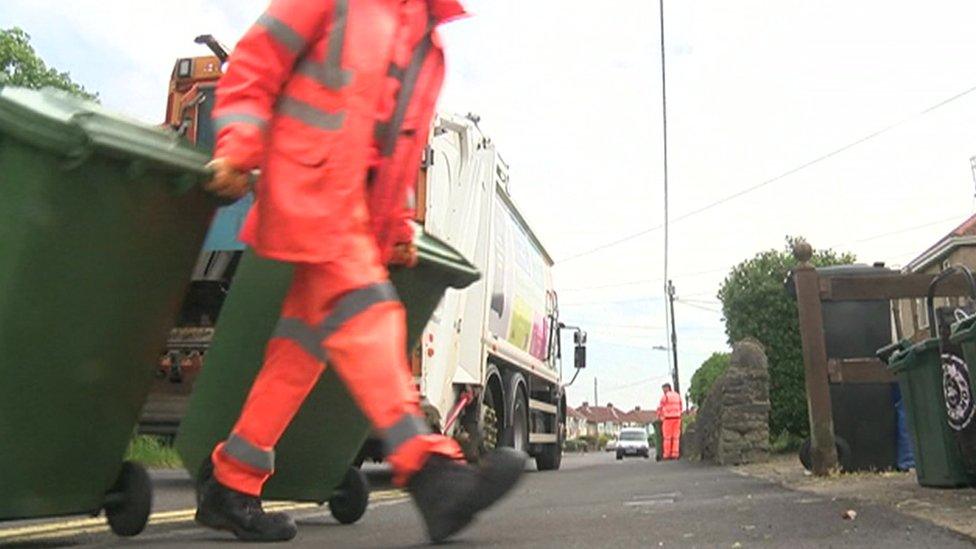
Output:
[125, 435, 183, 469]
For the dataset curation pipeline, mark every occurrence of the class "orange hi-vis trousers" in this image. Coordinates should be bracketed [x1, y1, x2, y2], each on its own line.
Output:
[662, 418, 681, 459]
[211, 231, 462, 496]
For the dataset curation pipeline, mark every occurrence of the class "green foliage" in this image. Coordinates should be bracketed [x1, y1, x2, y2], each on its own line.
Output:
[126, 436, 183, 469]
[563, 438, 589, 452]
[689, 352, 731, 406]
[597, 433, 611, 450]
[0, 28, 97, 100]
[578, 434, 599, 451]
[718, 236, 855, 438]
[770, 430, 805, 454]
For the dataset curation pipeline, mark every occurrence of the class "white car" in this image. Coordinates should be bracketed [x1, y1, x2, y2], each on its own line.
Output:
[605, 438, 618, 452]
[616, 428, 651, 460]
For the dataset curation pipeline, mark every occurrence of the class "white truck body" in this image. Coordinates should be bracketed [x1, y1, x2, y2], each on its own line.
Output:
[416, 113, 566, 466]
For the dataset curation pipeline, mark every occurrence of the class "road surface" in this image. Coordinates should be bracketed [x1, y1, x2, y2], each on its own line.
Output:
[2, 452, 972, 547]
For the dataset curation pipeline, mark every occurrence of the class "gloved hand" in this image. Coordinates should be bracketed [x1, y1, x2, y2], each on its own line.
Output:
[389, 242, 418, 268]
[205, 158, 251, 200]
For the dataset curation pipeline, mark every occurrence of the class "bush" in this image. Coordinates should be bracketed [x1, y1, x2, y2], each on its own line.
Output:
[770, 430, 805, 454]
[719, 237, 854, 438]
[597, 434, 610, 450]
[689, 352, 731, 407]
[563, 439, 588, 453]
[578, 435, 599, 451]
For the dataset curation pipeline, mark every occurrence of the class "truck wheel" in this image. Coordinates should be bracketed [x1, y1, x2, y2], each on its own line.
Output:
[535, 406, 563, 471]
[509, 385, 529, 454]
[329, 467, 369, 525]
[479, 385, 502, 455]
[104, 461, 152, 537]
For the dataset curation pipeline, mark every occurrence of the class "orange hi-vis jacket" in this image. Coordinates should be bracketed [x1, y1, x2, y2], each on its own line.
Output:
[212, 0, 466, 264]
[658, 390, 683, 420]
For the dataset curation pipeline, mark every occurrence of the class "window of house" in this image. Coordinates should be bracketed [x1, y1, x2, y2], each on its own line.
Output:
[916, 298, 929, 331]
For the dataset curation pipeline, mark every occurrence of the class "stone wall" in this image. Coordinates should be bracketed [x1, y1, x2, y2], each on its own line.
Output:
[687, 340, 771, 465]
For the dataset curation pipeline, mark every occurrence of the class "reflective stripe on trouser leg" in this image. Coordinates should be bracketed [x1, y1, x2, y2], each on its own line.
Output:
[222, 433, 275, 471]
[212, 336, 326, 496]
[382, 414, 432, 456]
[320, 295, 463, 484]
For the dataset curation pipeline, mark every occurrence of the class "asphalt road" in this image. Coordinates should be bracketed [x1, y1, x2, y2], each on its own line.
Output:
[3, 453, 973, 547]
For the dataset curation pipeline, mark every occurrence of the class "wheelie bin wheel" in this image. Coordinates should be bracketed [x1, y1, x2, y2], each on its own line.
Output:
[104, 461, 153, 537]
[328, 467, 369, 525]
[798, 436, 852, 472]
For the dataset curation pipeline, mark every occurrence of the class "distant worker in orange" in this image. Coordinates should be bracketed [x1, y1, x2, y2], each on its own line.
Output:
[657, 383, 683, 460]
[194, 0, 525, 543]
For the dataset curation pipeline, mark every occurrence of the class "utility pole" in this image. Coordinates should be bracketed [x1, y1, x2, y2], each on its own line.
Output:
[667, 280, 680, 394]
[594, 377, 599, 407]
[659, 0, 674, 395]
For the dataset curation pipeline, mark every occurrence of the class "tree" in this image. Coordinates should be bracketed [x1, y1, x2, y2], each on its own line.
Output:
[0, 28, 97, 100]
[689, 352, 731, 407]
[718, 237, 855, 438]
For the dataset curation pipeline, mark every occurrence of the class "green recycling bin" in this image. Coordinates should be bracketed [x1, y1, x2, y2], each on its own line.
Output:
[0, 87, 214, 535]
[885, 340, 973, 487]
[881, 266, 976, 487]
[947, 297, 976, 474]
[652, 420, 663, 461]
[176, 227, 479, 524]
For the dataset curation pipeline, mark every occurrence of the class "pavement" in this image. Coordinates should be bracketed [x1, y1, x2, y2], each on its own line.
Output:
[2, 452, 973, 547]
[736, 453, 976, 541]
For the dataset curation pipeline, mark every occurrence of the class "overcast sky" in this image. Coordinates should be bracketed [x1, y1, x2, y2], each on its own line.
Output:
[7, 1, 976, 411]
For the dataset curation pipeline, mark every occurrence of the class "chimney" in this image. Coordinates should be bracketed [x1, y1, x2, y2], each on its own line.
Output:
[581, 401, 589, 409]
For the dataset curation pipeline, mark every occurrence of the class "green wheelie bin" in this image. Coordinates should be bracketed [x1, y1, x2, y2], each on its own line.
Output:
[0, 87, 214, 535]
[945, 267, 976, 475]
[652, 419, 663, 461]
[880, 266, 976, 488]
[176, 227, 479, 524]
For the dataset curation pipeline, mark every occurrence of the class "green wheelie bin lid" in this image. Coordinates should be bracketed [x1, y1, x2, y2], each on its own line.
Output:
[176, 226, 479, 504]
[949, 314, 976, 346]
[0, 87, 214, 524]
[886, 338, 975, 487]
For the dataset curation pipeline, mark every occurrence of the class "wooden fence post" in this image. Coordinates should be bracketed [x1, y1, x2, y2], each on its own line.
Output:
[792, 241, 838, 475]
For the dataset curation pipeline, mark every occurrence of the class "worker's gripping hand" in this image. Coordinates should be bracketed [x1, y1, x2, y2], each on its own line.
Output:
[389, 242, 419, 268]
[205, 158, 251, 200]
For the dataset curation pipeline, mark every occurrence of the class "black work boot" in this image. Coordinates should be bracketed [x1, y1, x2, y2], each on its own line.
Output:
[409, 448, 526, 543]
[195, 469, 298, 542]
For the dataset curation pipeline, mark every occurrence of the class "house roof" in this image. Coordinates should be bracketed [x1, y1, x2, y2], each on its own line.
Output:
[575, 404, 625, 424]
[906, 213, 976, 272]
[622, 408, 658, 425]
[567, 408, 587, 420]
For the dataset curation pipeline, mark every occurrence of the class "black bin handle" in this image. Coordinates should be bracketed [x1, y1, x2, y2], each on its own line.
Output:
[927, 265, 976, 340]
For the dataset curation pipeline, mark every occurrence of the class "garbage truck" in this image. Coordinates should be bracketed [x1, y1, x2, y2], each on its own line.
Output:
[141, 42, 588, 472]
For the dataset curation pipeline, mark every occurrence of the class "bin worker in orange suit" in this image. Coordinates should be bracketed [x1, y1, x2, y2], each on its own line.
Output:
[657, 383, 683, 460]
[195, 0, 526, 543]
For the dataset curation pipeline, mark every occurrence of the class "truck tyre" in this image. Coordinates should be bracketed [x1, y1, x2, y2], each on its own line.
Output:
[535, 406, 564, 471]
[509, 384, 529, 454]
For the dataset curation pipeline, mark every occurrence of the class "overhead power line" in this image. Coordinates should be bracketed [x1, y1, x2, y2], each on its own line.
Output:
[556, 82, 976, 265]
[675, 301, 723, 314]
[561, 210, 969, 303]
